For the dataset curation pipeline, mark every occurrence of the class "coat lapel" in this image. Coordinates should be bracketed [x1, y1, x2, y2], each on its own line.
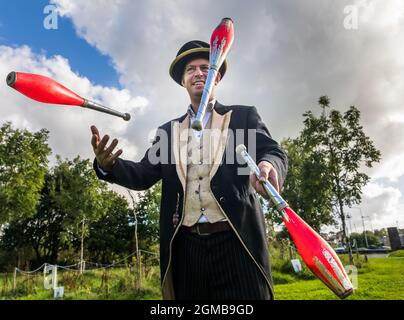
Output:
[209, 103, 232, 180]
[172, 114, 189, 192]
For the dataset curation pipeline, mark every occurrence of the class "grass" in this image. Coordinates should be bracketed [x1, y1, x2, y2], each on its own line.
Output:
[274, 257, 404, 300]
[1, 266, 162, 300]
[388, 250, 404, 258]
[1, 255, 403, 300]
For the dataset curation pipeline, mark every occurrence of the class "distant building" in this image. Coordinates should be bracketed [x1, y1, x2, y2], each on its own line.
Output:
[387, 227, 404, 250]
[322, 230, 345, 246]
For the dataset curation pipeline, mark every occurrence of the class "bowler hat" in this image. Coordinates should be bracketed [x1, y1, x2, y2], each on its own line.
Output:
[169, 40, 227, 86]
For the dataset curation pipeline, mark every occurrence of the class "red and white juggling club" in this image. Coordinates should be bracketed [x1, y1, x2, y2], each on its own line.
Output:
[191, 17, 234, 131]
[236, 144, 354, 299]
[6, 71, 130, 121]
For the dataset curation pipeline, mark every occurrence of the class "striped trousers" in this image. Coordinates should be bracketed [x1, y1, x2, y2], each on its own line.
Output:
[172, 228, 272, 300]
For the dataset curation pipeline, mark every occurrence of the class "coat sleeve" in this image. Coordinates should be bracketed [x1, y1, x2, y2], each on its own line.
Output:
[247, 106, 288, 188]
[93, 129, 163, 191]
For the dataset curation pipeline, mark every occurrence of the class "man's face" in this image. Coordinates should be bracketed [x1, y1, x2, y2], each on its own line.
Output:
[181, 58, 221, 100]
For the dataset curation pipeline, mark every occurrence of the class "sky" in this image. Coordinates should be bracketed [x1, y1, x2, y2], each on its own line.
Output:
[0, 0, 403, 233]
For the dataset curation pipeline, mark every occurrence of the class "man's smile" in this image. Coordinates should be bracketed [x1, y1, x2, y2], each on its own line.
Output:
[193, 80, 205, 87]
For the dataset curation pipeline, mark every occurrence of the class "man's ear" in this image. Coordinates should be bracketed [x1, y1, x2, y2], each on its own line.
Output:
[181, 76, 185, 86]
[215, 72, 222, 85]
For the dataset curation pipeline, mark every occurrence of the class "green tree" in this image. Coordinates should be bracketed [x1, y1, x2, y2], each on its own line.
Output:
[51, 156, 109, 265]
[0, 172, 67, 266]
[281, 137, 334, 232]
[350, 232, 380, 248]
[0, 122, 51, 225]
[133, 183, 161, 253]
[1, 156, 114, 266]
[299, 96, 381, 262]
[373, 228, 388, 241]
[87, 190, 134, 263]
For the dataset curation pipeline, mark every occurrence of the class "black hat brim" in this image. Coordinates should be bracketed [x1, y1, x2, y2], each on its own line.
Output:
[169, 47, 227, 86]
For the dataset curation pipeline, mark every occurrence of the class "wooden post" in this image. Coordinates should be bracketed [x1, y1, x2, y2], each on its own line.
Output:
[287, 239, 294, 260]
[80, 217, 85, 275]
[127, 189, 141, 290]
[13, 268, 17, 291]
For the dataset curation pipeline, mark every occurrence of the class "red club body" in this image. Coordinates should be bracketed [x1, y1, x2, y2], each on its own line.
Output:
[6, 71, 130, 121]
[282, 207, 353, 298]
[210, 17, 234, 69]
[7, 72, 85, 106]
[192, 18, 234, 130]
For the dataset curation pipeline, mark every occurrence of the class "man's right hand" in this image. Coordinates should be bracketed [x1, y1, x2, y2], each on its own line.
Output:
[90, 125, 123, 172]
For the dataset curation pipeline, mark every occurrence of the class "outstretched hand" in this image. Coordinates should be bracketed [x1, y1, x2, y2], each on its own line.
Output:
[90, 125, 123, 172]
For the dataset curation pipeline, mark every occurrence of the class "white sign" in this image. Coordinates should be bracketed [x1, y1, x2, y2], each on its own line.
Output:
[43, 264, 58, 289]
[53, 286, 64, 298]
[291, 259, 302, 273]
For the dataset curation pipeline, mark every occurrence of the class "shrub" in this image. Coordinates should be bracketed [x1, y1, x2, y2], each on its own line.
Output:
[388, 250, 404, 258]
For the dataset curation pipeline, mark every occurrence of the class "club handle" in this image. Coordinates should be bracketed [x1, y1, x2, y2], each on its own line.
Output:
[83, 99, 131, 121]
[236, 144, 288, 211]
[191, 66, 218, 131]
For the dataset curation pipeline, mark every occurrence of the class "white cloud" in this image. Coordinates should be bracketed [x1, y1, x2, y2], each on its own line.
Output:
[49, 0, 404, 178]
[345, 182, 403, 232]
[371, 151, 404, 182]
[5, 0, 404, 228]
[0, 45, 147, 164]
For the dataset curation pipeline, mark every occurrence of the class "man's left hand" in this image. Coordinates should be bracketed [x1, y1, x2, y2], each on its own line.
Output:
[250, 161, 279, 198]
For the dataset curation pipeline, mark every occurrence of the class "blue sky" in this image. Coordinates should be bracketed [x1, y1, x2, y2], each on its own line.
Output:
[0, 0, 120, 88]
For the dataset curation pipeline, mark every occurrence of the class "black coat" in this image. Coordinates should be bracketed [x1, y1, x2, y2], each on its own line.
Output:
[93, 101, 288, 299]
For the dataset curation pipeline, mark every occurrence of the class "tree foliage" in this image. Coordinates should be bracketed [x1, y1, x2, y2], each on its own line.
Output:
[86, 190, 134, 263]
[1, 148, 162, 267]
[281, 137, 333, 232]
[133, 183, 161, 252]
[350, 232, 381, 248]
[1, 156, 113, 265]
[0, 122, 51, 225]
[281, 97, 381, 244]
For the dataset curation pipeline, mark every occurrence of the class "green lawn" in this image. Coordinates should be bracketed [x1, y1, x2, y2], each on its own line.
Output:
[274, 257, 404, 300]
[388, 250, 404, 258]
[1, 255, 403, 300]
[0, 266, 162, 300]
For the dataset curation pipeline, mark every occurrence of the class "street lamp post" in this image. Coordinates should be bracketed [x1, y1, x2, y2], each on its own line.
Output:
[346, 214, 353, 236]
[351, 206, 369, 247]
[359, 208, 369, 248]
[367, 216, 374, 233]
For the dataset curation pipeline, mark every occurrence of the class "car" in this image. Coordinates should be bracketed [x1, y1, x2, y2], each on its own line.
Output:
[334, 247, 347, 254]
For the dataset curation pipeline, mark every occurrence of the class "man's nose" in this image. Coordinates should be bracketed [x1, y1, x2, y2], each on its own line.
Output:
[194, 67, 204, 76]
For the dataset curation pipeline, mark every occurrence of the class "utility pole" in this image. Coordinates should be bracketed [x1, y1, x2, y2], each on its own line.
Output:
[363, 215, 374, 234]
[127, 189, 141, 290]
[346, 214, 353, 236]
[360, 208, 369, 248]
[80, 216, 85, 274]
